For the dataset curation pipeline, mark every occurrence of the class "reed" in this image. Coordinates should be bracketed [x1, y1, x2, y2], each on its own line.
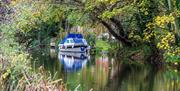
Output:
[0, 53, 66, 91]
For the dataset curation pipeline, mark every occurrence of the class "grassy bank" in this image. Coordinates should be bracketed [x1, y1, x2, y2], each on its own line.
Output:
[96, 40, 111, 51]
[0, 51, 66, 91]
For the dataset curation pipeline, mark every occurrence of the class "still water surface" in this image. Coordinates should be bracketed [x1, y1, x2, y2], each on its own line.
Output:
[31, 49, 180, 91]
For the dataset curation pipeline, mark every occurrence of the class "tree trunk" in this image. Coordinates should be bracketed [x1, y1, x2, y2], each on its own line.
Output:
[110, 18, 126, 37]
[100, 20, 132, 46]
[167, 0, 180, 43]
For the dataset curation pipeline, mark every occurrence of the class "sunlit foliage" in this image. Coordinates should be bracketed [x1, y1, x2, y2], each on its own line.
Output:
[0, 0, 66, 90]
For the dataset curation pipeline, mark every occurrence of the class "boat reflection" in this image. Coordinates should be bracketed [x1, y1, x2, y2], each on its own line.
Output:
[58, 52, 90, 72]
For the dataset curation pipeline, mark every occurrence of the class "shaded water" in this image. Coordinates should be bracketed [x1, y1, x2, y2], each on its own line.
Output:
[31, 49, 180, 91]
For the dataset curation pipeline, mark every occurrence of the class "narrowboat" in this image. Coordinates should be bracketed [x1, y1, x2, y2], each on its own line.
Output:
[58, 33, 89, 52]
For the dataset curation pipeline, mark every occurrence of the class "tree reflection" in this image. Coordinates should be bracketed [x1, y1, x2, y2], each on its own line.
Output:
[31, 50, 180, 91]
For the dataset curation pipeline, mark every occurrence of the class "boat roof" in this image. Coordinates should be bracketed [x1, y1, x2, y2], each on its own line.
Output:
[60, 33, 85, 44]
[67, 33, 83, 38]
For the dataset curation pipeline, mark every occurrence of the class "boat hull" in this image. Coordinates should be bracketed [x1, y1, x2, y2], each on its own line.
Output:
[59, 47, 88, 52]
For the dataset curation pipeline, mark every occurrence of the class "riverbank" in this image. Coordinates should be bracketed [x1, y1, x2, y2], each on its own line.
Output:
[0, 52, 67, 91]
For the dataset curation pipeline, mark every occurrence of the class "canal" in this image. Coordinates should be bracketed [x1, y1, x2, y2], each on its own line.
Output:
[30, 49, 180, 91]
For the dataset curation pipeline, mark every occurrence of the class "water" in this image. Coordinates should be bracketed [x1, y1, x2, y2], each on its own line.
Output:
[31, 49, 180, 91]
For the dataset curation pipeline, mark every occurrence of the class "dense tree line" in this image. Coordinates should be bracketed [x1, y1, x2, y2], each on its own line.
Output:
[56, 0, 180, 62]
[1, 0, 180, 62]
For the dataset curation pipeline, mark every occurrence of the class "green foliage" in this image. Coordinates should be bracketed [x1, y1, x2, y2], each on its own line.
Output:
[85, 32, 96, 47]
[67, 11, 89, 26]
[163, 47, 180, 63]
[9, 1, 65, 48]
[101, 5, 136, 20]
[0, 0, 66, 90]
[96, 40, 111, 51]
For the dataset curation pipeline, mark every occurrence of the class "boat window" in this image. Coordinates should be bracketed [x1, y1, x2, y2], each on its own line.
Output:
[66, 40, 70, 43]
[70, 40, 74, 43]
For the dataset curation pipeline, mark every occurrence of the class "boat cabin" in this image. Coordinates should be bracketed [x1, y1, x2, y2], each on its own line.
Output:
[59, 33, 89, 52]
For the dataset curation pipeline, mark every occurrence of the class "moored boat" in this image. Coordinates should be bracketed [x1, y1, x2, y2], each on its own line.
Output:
[59, 33, 89, 52]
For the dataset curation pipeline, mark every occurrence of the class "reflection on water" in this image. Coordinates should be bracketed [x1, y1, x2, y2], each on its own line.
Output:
[31, 49, 180, 91]
[58, 52, 89, 72]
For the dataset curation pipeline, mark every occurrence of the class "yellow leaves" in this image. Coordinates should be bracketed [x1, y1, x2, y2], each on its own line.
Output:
[155, 15, 175, 28]
[146, 22, 154, 29]
[144, 14, 176, 46]
[157, 32, 175, 50]
[144, 14, 179, 63]
[143, 32, 155, 42]
[143, 23, 156, 42]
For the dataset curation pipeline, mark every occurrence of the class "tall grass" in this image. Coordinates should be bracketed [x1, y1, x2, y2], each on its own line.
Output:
[0, 52, 66, 91]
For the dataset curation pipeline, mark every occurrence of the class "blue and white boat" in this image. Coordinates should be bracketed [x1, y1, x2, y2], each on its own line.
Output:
[59, 33, 89, 52]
